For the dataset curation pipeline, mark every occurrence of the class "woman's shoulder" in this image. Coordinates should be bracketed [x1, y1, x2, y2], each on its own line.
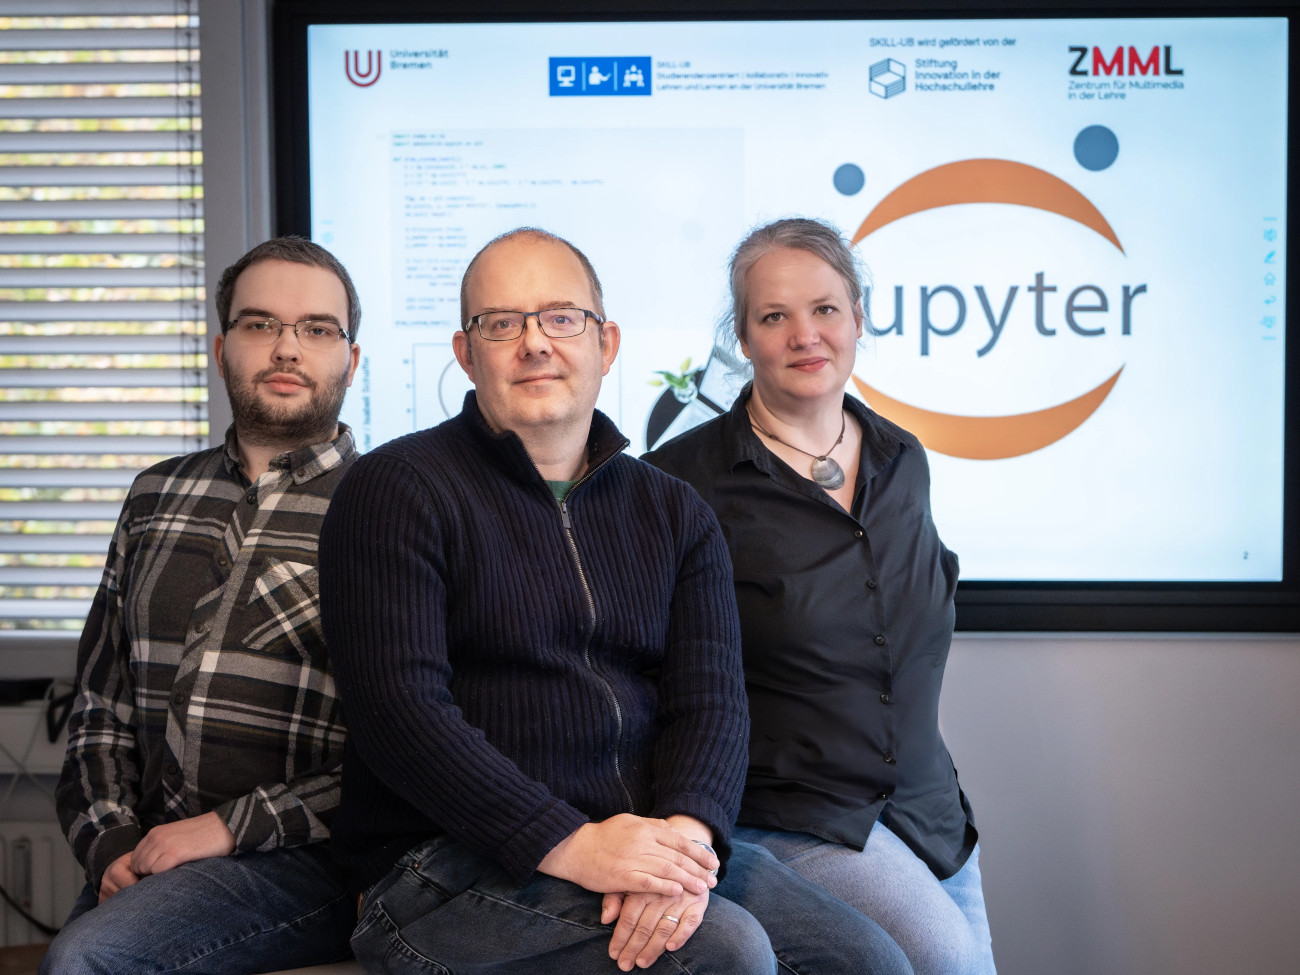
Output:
[846, 395, 924, 456]
[641, 411, 736, 482]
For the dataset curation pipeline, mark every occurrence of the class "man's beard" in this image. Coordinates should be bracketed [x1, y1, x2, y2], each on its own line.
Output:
[223, 359, 350, 449]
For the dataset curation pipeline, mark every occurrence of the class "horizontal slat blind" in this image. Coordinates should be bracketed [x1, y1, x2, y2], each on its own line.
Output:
[0, 0, 205, 642]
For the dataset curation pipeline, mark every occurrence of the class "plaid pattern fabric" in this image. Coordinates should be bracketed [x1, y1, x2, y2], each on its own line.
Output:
[56, 425, 357, 886]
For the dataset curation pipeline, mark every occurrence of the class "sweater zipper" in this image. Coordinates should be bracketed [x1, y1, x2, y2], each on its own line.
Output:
[558, 495, 635, 813]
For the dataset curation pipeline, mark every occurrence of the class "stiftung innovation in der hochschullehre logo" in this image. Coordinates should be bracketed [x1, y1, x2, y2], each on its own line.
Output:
[869, 58, 906, 98]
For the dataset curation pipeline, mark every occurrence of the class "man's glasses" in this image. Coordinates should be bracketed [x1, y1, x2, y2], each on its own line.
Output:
[464, 308, 602, 342]
[225, 316, 351, 349]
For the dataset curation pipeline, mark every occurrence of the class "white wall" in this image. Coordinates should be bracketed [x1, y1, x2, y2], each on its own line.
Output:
[942, 633, 1300, 974]
[199, 0, 273, 445]
[199, 8, 1300, 973]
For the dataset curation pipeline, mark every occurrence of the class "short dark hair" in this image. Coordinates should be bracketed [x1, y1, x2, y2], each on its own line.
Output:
[215, 236, 361, 342]
[728, 218, 866, 343]
[459, 227, 605, 327]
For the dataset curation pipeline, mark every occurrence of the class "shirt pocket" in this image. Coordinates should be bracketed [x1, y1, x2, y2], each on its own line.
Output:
[243, 558, 322, 659]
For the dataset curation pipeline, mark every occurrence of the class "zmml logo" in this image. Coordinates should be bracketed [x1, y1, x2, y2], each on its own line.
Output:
[1068, 45, 1184, 77]
[345, 50, 382, 87]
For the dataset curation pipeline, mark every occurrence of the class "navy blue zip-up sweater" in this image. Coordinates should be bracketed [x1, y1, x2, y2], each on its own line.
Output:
[319, 393, 749, 892]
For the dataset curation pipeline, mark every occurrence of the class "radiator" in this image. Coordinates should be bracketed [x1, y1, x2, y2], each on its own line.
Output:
[0, 822, 82, 947]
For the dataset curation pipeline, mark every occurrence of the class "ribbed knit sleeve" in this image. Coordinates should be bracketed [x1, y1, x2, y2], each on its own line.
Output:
[319, 447, 588, 884]
[644, 481, 749, 856]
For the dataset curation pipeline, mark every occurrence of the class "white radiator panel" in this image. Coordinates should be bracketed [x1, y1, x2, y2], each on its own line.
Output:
[0, 821, 82, 947]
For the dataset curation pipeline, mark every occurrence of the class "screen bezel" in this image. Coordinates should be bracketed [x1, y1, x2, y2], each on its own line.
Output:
[270, 0, 1300, 631]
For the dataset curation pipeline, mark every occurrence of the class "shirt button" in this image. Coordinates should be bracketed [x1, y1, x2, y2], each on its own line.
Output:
[880, 692, 893, 705]
[867, 579, 878, 589]
[173, 691, 187, 706]
[876, 790, 891, 802]
[854, 529, 864, 538]
[166, 764, 180, 777]
[874, 634, 886, 646]
[883, 751, 896, 764]
[216, 555, 228, 567]
[246, 492, 257, 504]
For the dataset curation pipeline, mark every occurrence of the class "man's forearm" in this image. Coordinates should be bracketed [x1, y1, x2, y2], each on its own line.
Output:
[216, 768, 339, 853]
[58, 696, 144, 886]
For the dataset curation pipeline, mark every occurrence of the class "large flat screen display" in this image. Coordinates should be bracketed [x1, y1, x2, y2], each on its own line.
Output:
[273, 2, 1298, 630]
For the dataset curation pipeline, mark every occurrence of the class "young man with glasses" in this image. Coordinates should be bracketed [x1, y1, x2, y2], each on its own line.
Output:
[42, 238, 362, 974]
[318, 227, 911, 974]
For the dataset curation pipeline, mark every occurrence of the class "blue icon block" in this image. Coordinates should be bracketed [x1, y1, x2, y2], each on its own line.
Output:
[550, 57, 652, 96]
[869, 58, 906, 99]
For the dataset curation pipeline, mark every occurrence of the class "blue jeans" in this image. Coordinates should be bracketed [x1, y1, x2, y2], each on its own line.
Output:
[735, 824, 995, 975]
[351, 836, 912, 975]
[719, 840, 912, 975]
[38, 846, 354, 975]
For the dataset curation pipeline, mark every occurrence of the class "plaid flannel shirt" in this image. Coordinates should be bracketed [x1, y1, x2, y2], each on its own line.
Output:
[55, 425, 357, 889]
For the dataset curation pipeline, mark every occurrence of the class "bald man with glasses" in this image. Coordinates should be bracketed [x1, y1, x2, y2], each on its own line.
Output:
[318, 227, 912, 975]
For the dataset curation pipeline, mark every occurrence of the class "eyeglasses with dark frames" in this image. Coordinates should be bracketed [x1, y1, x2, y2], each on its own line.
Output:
[464, 307, 602, 341]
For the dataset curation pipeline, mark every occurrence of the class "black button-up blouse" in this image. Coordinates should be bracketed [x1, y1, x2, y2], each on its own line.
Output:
[645, 386, 978, 879]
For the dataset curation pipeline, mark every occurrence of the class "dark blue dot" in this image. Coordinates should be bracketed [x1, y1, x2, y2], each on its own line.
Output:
[1074, 126, 1119, 172]
[834, 163, 865, 196]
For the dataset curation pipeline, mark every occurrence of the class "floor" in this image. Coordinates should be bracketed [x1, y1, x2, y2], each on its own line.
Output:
[0, 945, 46, 975]
[0, 944, 362, 975]
[0, 946, 361, 975]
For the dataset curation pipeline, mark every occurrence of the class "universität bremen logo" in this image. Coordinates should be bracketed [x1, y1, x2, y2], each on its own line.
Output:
[345, 50, 382, 87]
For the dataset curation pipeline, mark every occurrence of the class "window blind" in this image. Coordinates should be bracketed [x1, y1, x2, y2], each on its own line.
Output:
[0, 0, 205, 648]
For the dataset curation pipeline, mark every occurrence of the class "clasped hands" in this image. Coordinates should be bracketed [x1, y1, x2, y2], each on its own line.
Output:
[537, 812, 719, 971]
[98, 811, 236, 903]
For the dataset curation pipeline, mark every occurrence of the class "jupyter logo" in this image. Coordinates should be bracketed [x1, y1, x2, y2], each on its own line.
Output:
[850, 158, 1141, 460]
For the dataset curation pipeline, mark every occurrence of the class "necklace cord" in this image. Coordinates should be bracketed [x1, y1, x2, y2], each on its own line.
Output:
[748, 408, 846, 461]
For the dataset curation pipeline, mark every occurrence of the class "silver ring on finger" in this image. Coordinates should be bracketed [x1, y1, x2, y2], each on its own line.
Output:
[663, 915, 681, 925]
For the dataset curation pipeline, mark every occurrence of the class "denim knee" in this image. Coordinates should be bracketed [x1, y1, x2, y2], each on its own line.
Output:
[38, 919, 127, 975]
[903, 923, 979, 975]
[691, 897, 777, 975]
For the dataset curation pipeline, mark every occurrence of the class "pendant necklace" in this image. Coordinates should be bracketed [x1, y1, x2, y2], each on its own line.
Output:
[748, 408, 847, 490]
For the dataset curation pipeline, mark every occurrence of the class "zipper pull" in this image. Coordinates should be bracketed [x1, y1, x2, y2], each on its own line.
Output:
[559, 499, 572, 530]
